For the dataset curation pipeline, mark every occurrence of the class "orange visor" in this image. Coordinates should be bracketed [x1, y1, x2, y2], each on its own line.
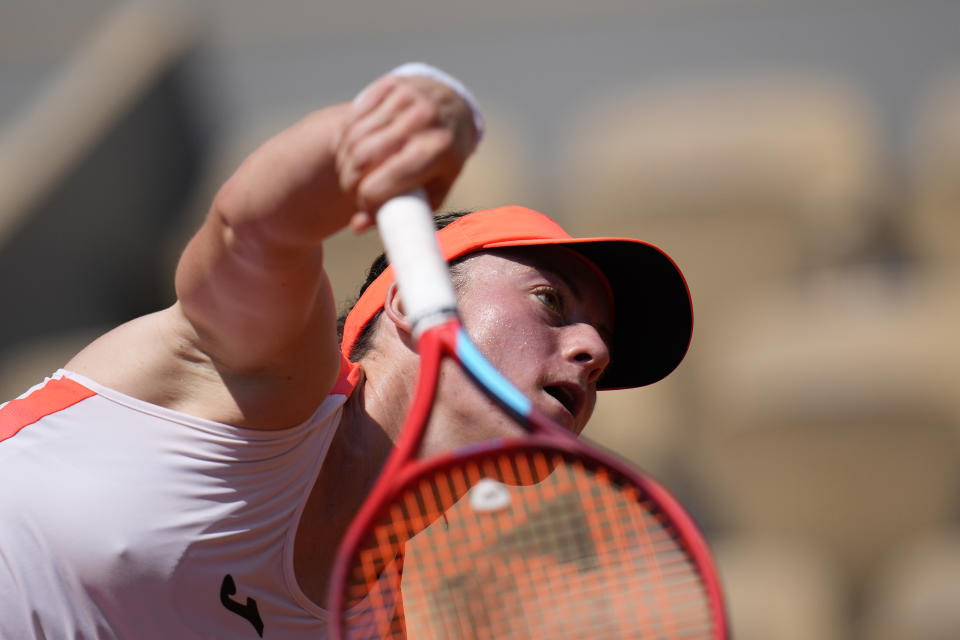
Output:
[341, 206, 692, 389]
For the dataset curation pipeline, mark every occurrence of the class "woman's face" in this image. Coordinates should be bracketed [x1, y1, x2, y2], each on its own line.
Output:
[421, 246, 613, 457]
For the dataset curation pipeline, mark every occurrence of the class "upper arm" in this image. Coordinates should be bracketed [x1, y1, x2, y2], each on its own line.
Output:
[173, 206, 343, 398]
[172, 105, 356, 397]
[60, 71, 476, 427]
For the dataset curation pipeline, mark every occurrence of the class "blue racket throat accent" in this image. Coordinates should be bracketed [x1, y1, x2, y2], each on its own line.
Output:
[455, 328, 533, 420]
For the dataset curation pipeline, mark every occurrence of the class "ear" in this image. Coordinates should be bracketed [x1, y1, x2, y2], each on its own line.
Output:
[382, 282, 414, 336]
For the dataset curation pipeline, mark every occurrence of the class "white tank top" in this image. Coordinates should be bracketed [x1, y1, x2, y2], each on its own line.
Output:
[0, 368, 356, 639]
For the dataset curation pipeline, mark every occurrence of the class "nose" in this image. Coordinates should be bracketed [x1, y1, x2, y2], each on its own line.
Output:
[563, 323, 611, 386]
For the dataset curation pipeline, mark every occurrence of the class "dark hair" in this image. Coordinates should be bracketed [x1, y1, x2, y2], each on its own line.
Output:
[337, 210, 473, 361]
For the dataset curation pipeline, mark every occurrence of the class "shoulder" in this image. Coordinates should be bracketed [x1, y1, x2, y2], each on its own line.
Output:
[65, 305, 203, 408]
[64, 305, 359, 429]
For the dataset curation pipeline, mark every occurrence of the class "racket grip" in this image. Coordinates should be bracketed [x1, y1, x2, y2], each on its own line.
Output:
[376, 189, 458, 337]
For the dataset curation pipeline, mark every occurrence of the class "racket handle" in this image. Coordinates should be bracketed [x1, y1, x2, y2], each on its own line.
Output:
[376, 189, 458, 338]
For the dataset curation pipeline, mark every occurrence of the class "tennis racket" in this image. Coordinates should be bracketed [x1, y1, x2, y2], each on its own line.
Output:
[327, 190, 728, 639]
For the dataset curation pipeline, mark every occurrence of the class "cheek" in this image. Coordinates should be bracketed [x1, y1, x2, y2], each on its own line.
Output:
[464, 308, 541, 373]
[457, 282, 560, 384]
[461, 304, 509, 354]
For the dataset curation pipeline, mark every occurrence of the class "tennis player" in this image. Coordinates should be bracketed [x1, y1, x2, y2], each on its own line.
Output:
[0, 64, 691, 638]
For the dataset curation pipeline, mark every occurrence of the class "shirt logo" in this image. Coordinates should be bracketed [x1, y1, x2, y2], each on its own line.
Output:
[220, 574, 264, 637]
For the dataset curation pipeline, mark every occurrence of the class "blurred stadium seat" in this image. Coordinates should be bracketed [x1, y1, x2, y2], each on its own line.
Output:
[859, 530, 960, 640]
[713, 534, 847, 640]
[904, 73, 960, 271]
[555, 76, 883, 349]
[690, 269, 960, 584]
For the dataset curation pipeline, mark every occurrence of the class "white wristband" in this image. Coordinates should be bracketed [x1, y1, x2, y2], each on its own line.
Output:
[384, 62, 485, 150]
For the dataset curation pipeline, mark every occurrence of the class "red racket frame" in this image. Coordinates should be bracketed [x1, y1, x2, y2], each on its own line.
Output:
[327, 320, 728, 638]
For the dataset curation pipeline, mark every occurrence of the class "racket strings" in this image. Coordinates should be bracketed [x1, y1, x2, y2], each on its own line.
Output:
[342, 451, 714, 639]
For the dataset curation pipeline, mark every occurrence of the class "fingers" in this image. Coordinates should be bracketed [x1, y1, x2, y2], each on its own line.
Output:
[348, 211, 375, 233]
[348, 74, 395, 123]
[356, 128, 461, 214]
[337, 74, 473, 219]
[337, 87, 435, 197]
[344, 79, 418, 148]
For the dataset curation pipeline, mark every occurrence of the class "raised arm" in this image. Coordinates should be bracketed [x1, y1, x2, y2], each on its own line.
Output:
[64, 69, 478, 428]
[179, 71, 476, 376]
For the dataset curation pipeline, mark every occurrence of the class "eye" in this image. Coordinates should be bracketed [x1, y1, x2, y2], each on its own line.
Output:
[533, 287, 564, 315]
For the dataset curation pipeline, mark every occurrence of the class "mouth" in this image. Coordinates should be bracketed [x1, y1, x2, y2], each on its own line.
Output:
[543, 383, 584, 422]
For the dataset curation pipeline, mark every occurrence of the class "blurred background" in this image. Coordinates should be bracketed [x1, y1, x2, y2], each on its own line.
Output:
[2, 0, 959, 637]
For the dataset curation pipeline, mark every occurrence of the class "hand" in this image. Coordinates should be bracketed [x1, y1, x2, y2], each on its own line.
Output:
[335, 73, 480, 231]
